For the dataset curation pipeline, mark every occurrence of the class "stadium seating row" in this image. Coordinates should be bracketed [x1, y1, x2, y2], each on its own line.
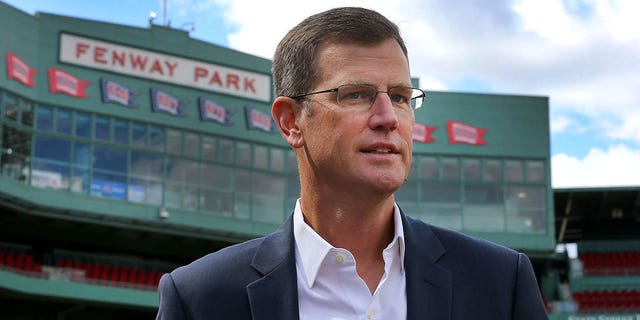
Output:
[573, 290, 640, 313]
[55, 258, 164, 290]
[0, 250, 166, 291]
[579, 251, 640, 276]
[0, 251, 43, 273]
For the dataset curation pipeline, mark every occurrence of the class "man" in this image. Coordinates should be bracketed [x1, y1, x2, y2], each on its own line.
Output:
[156, 7, 548, 320]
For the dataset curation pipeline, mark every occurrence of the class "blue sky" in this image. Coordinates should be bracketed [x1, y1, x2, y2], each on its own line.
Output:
[3, 0, 639, 188]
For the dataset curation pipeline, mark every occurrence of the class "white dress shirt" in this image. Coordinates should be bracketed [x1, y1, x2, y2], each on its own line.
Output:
[293, 200, 407, 320]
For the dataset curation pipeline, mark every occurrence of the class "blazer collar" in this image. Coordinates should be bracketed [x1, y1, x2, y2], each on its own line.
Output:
[247, 215, 299, 320]
[245, 210, 453, 320]
[401, 211, 453, 320]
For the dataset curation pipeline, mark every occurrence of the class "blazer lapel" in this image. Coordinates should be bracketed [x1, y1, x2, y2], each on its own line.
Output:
[247, 215, 299, 320]
[402, 212, 452, 320]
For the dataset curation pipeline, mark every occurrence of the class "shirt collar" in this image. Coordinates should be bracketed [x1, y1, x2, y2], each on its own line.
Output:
[293, 199, 406, 288]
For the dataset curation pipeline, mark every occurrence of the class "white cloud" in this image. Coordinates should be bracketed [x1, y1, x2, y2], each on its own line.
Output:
[550, 114, 574, 134]
[552, 144, 640, 188]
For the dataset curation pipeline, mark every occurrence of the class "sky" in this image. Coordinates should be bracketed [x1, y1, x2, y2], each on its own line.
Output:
[3, 0, 639, 188]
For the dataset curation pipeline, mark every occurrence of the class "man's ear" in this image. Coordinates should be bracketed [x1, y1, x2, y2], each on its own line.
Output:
[272, 96, 304, 148]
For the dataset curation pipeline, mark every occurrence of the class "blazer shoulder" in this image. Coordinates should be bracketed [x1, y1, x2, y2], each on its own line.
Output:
[172, 236, 265, 281]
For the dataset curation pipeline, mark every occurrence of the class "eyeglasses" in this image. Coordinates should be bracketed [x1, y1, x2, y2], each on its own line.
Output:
[290, 84, 426, 111]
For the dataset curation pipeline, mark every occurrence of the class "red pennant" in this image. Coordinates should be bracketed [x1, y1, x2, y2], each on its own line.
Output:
[48, 67, 90, 98]
[412, 122, 437, 143]
[6, 53, 37, 87]
[446, 121, 488, 146]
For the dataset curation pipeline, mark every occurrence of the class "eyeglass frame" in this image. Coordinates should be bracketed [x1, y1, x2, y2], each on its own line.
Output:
[289, 84, 426, 110]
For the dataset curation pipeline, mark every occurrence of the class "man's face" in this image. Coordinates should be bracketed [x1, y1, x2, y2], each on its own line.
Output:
[298, 38, 414, 197]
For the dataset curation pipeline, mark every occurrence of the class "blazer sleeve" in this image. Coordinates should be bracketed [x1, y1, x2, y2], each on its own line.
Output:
[512, 253, 549, 320]
[156, 273, 189, 320]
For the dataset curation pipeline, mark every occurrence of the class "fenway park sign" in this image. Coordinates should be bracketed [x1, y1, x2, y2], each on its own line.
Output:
[59, 33, 271, 102]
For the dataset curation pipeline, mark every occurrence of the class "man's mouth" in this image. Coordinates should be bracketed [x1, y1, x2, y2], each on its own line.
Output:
[363, 148, 393, 154]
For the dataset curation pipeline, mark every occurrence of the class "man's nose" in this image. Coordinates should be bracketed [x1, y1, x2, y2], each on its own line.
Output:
[368, 93, 399, 131]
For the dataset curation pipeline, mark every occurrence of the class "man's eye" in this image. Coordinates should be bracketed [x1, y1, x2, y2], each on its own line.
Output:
[390, 94, 408, 103]
[339, 88, 372, 102]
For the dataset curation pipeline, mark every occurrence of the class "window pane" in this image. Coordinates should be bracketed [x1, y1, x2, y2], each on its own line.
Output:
[234, 169, 251, 219]
[185, 133, 199, 157]
[56, 109, 72, 135]
[95, 116, 110, 141]
[166, 129, 181, 155]
[505, 160, 523, 182]
[36, 106, 53, 131]
[32, 136, 71, 190]
[113, 119, 129, 145]
[484, 159, 502, 182]
[252, 172, 285, 223]
[419, 156, 438, 179]
[462, 184, 505, 231]
[271, 148, 285, 172]
[254, 145, 268, 169]
[165, 158, 199, 210]
[396, 181, 418, 216]
[34, 136, 71, 162]
[21, 101, 33, 126]
[92, 146, 127, 199]
[201, 163, 233, 215]
[132, 122, 146, 148]
[149, 125, 165, 152]
[464, 184, 503, 204]
[421, 205, 462, 230]
[237, 142, 251, 166]
[287, 150, 298, 173]
[71, 142, 90, 193]
[129, 152, 163, 205]
[4, 95, 19, 121]
[422, 182, 460, 203]
[219, 139, 234, 163]
[202, 136, 217, 161]
[441, 157, 460, 180]
[505, 186, 546, 233]
[526, 160, 545, 183]
[463, 158, 481, 181]
[1, 125, 31, 181]
[75, 112, 91, 138]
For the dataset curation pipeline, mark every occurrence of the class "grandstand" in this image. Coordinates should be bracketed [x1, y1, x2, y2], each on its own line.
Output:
[543, 187, 640, 319]
[1, 2, 638, 319]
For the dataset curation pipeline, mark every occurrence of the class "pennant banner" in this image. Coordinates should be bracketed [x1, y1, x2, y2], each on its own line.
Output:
[446, 121, 488, 146]
[48, 68, 90, 98]
[412, 122, 437, 143]
[6, 53, 37, 87]
[100, 78, 138, 107]
[244, 106, 277, 133]
[150, 88, 186, 116]
[199, 97, 233, 125]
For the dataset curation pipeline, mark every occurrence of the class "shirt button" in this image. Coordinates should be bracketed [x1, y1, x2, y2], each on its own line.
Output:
[335, 253, 344, 263]
[367, 310, 374, 319]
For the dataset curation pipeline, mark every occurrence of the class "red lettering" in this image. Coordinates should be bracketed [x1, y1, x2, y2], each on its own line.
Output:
[129, 54, 148, 70]
[209, 71, 223, 86]
[107, 83, 128, 101]
[76, 42, 89, 58]
[244, 78, 256, 93]
[112, 51, 126, 67]
[194, 67, 208, 81]
[149, 59, 164, 75]
[165, 61, 178, 77]
[94, 46, 108, 64]
[226, 73, 240, 90]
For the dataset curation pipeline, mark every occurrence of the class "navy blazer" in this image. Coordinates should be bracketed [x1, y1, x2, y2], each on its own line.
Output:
[156, 211, 548, 319]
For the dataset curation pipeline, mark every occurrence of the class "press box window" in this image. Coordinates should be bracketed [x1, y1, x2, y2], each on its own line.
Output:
[56, 109, 73, 135]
